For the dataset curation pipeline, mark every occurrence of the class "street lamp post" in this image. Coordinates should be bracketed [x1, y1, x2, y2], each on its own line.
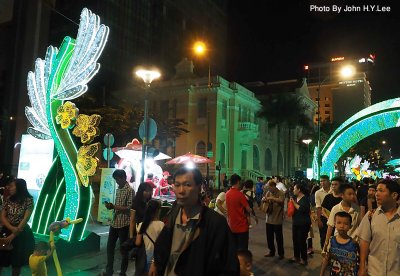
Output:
[315, 65, 355, 179]
[302, 139, 312, 168]
[316, 78, 328, 180]
[193, 41, 211, 87]
[193, 41, 212, 185]
[135, 69, 161, 183]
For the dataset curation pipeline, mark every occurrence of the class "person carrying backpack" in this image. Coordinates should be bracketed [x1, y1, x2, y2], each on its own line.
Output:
[242, 180, 257, 228]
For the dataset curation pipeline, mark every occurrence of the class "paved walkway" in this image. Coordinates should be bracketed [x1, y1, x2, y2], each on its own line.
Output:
[4, 208, 323, 275]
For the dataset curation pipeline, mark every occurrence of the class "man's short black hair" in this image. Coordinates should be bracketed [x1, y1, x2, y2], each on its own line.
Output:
[237, 248, 253, 263]
[368, 184, 376, 190]
[377, 179, 400, 200]
[320, 175, 329, 181]
[173, 167, 203, 186]
[331, 176, 344, 184]
[339, 183, 355, 194]
[244, 179, 254, 189]
[112, 169, 127, 179]
[335, 211, 352, 224]
[362, 177, 370, 185]
[230, 174, 241, 186]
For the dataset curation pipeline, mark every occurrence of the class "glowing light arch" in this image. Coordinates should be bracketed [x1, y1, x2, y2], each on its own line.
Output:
[313, 98, 400, 179]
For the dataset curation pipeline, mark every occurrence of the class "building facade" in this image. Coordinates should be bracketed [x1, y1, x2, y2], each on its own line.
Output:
[147, 60, 315, 183]
[147, 59, 271, 184]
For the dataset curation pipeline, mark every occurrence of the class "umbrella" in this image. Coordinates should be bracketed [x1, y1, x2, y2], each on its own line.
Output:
[165, 152, 213, 165]
[114, 148, 171, 161]
[113, 138, 171, 161]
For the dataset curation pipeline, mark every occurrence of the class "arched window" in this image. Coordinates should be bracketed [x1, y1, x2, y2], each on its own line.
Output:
[196, 141, 206, 156]
[220, 143, 226, 167]
[253, 145, 260, 170]
[241, 150, 247, 169]
[264, 148, 272, 170]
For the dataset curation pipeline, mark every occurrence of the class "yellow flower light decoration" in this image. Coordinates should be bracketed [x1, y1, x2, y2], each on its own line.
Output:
[76, 142, 100, 187]
[55, 101, 79, 129]
[72, 114, 101, 144]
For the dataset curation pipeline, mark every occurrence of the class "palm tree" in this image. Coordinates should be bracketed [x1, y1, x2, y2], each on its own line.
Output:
[258, 93, 311, 175]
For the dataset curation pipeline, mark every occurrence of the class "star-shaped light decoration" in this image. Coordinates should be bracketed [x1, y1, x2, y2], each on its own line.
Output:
[72, 114, 101, 144]
[55, 101, 79, 129]
[76, 142, 100, 187]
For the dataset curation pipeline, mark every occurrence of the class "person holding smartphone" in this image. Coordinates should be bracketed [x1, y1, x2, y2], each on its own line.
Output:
[102, 169, 134, 276]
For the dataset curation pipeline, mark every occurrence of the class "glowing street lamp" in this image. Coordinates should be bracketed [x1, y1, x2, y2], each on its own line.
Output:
[193, 41, 206, 56]
[192, 40, 211, 88]
[316, 65, 355, 179]
[136, 69, 161, 87]
[135, 68, 161, 183]
[340, 65, 356, 78]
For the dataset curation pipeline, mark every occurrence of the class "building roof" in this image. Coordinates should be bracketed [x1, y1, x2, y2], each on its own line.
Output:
[243, 78, 305, 96]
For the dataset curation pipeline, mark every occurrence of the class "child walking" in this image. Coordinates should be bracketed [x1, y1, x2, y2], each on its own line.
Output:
[237, 249, 254, 276]
[320, 211, 359, 276]
[29, 241, 55, 276]
[135, 199, 164, 275]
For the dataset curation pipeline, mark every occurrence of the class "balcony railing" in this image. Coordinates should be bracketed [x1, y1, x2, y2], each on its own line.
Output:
[238, 122, 259, 131]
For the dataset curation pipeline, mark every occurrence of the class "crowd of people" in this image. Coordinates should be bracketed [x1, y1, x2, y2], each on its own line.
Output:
[206, 173, 400, 275]
[1, 168, 400, 275]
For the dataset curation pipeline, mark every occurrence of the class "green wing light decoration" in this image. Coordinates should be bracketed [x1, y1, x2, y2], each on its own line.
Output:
[25, 8, 109, 241]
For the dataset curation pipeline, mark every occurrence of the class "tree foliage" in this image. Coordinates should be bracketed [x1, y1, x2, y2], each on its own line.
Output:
[257, 93, 311, 130]
[73, 92, 189, 147]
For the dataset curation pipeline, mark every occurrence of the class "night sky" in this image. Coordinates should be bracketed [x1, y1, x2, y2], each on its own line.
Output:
[227, 0, 400, 155]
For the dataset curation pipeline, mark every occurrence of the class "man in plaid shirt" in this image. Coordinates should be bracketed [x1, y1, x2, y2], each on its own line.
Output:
[103, 169, 135, 276]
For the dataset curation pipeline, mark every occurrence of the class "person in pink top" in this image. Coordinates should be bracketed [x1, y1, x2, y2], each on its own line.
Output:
[226, 174, 258, 251]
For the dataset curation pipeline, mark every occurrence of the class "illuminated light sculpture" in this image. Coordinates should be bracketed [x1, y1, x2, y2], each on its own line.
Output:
[55, 101, 79, 129]
[312, 98, 400, 179]
[48, 218, 83, 276]
[25, 8, 109, 241]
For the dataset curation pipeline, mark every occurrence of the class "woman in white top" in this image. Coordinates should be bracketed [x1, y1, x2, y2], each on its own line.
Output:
[135, 199, 164, 275]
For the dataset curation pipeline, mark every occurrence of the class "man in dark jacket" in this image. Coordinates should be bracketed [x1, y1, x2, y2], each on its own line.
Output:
[149, 167, 239, 276]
